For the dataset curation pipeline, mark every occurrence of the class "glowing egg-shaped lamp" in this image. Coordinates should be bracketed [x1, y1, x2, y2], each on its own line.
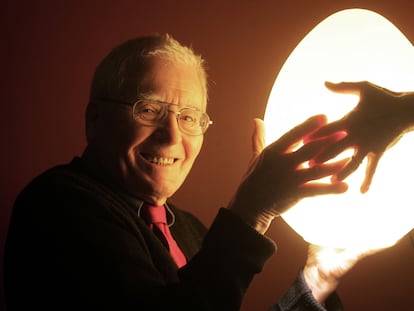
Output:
[264, 8, 414, 249]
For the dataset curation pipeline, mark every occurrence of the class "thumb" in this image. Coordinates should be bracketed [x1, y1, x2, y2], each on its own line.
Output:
[252, 118, 266, 159]
[360, 152, 380, 193]
[325, 81, 363, 96]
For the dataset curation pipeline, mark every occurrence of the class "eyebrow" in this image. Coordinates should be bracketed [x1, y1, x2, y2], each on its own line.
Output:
[140, 97, 201, 111]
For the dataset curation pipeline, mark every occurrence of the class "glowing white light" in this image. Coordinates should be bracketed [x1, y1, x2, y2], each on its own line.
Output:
[264, 9, 414, 249]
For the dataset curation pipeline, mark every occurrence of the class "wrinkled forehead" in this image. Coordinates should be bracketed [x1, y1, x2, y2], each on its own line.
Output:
[137, 58, 208, 111]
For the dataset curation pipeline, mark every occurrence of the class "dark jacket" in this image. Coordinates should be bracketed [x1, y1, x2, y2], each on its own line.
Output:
[4, 157, 342, 311]
[4, 157, 276, 310]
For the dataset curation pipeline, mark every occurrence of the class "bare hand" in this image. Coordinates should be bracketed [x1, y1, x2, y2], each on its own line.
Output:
[228, 115, 348, 233]
[312, 81, 414, 193]
[303, 244, 381, 303]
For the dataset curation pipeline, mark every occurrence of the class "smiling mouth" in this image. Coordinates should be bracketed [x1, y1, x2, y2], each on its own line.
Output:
[141, 153, 177, 166]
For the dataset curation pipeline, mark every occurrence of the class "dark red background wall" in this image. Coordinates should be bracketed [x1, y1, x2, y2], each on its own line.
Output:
[2, 1, 414, 310]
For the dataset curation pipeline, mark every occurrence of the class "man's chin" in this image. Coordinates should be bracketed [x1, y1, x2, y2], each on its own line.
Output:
[127, 177, 182, 203]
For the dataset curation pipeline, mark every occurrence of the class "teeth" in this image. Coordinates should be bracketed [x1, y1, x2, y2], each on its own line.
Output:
[144, 155, 175, 165]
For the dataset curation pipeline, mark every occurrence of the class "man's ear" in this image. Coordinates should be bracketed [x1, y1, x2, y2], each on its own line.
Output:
[85, 102, 100, 142]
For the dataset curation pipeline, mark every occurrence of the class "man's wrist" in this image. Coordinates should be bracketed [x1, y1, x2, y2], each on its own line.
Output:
[303, 265, 339, 304]
[400, 92, 414, 127]
[227, 201, 275, 234]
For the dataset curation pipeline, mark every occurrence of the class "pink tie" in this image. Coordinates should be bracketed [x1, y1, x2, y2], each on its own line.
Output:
[146, 205, 187, 268]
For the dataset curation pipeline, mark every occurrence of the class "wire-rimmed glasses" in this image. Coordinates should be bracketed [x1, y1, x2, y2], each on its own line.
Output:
[96, 98, 213, 136]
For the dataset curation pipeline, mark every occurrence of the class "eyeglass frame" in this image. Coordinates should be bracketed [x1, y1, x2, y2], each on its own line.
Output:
[94, 97, 213, 136]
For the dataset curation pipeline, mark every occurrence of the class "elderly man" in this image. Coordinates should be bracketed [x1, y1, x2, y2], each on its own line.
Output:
[5, 34, 360, 311]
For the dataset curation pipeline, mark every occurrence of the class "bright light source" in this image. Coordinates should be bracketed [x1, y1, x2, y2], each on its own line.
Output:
[264, 9, 414, 249]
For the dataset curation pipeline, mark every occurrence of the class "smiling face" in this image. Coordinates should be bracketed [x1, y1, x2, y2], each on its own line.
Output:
[88, 57, 206, 205]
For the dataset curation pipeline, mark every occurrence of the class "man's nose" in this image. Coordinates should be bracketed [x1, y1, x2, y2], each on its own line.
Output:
[157, 111, 182, 144]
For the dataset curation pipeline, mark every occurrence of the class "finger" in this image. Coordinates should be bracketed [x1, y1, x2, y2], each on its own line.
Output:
[305, 125, 347, 144]
[294, 135, 338, 163]
[360, 152, 380, 193]
[296, 132, 346, 166]
[273, 114, 327, 152]
[309, 121, 345, 139]
[300, 158, 349, 183]
[313, 136, 352, 164]
[300, 180, 348, 197]
[334, 151, 366, 181]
